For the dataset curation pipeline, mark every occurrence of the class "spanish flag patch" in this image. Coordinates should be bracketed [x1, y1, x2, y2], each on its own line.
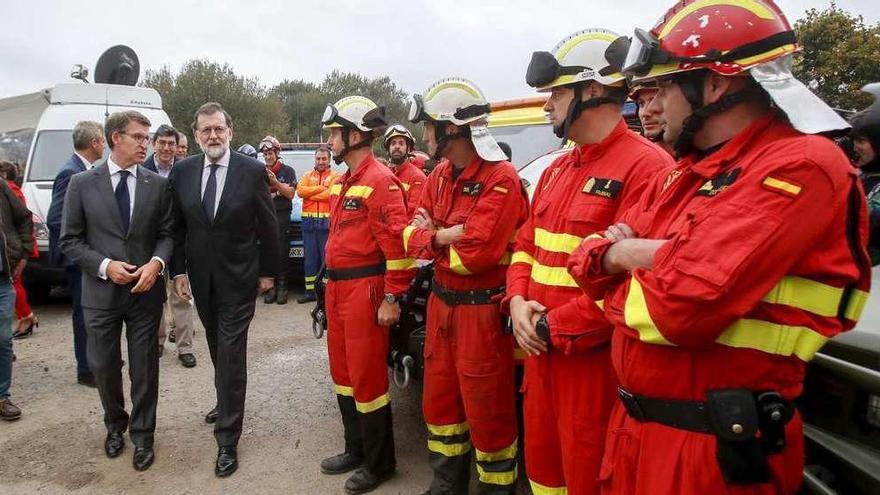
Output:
[388, 184, 400, 191]
[492, 186, 508, 194]
[762, 176, 802, 197]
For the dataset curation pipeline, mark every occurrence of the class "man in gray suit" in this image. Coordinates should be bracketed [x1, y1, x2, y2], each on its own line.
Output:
[60, 110, 174, 472]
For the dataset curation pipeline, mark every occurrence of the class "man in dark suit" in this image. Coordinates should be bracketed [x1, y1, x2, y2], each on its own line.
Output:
[169, 102, 278, 477]
[47, 121, 105, 388]
[60, 110, 174, 472]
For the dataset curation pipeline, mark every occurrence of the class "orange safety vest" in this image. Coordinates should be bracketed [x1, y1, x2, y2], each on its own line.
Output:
[297, 168, 341, 218]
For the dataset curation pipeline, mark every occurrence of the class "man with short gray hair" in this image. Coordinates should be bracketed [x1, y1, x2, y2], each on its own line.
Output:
[47, 120, 105, 388]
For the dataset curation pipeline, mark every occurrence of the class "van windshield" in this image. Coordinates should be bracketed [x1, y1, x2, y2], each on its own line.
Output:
[489, 124, 560, 167]
[29, 130, 75, 182]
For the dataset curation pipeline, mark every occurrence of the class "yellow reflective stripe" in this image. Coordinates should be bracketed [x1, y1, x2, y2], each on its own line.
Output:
[355, 392, 390, 413]
[401, 182, 411, 191]
[511, 251, 535, 266]
[530, 261, 578, 288]
[716, 319, 828, 362]
[498, 252, 512, 266]
[624, 277, 674, 346]
[762, 176, 801, 196]
[659, 0, 775, 39]
[387, 258, 416, 271]
[427, 439, 472, 457]
[427, 422, 469, 436]
[449, 246, 472, 275]
[334, 384, 353, 397]
[529, 479, 568, 495]
[302, 211, 330, 218]
[534, 228, 583, 254]
[595, 299, 604, 310]
[585, 233, 603, 241]
[345, 185, 374, 199]
[845, 289, 869, 321]
[477, 464, 517, 486]
[475, 441, 517, 462]
[329, 184, 342, 196]
[305, 275, 317, 282]
[403, 225, 416, 252]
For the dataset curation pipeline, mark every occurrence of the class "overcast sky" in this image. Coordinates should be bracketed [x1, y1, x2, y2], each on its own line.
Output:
[3, 0, 878, 102]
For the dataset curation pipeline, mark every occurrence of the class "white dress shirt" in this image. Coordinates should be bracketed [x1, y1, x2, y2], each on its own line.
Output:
[201, 148, 230, 217]
[154, 156, 174, 178]
[74, 152, 95, 170]
[98, 158, 165, 279]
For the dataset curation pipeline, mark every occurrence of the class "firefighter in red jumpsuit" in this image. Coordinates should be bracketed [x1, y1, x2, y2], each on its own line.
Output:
[567, 1, 872, 493]
[505, 29, 673, 495]
[319, 95, 415, 495]
[404, 77, 529, 494]
[382, 124, 427, 215]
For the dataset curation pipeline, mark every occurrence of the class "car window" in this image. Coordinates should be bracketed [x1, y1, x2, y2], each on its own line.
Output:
[517, 149, 568, 200]
[28, 130, 74, 182]
[489, 124, 560, 167]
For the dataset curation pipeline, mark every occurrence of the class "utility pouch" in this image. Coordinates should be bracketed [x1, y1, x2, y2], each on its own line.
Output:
[706, 389, 770, 484]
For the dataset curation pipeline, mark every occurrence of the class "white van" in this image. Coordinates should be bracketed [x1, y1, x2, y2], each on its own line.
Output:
[0, 82, 172, 299]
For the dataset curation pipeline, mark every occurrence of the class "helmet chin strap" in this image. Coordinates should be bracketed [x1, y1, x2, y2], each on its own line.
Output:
[555, 83, 621, 140]
[334, 127, 373, 165]
[432, 123, 468, 161]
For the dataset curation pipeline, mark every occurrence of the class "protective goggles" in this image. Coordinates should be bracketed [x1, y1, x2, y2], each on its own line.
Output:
[322, 104, 388, 129]
[526, 51, 588, 88]
[322, 104, 357, 128]
[385, 124, 411, 138]
[408, 94, 431, 123]
[408, 94, 490, 123]
[258, 141, 278, 152]
[622, 28, 671, 77]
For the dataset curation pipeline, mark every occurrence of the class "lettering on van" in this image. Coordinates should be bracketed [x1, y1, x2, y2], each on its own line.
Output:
[129, 100, 152, 106]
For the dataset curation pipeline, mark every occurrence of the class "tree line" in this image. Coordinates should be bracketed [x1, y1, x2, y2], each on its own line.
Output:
[143, 4, 880, 151]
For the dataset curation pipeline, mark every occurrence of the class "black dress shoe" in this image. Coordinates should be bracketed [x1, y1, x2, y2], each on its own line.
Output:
[320, 452, 363, 475]
[344, 468, 394, 494]
[105, 432, 125, 458]
[205, 406, 218, 424]
[77, 373, 97, 388]
[178, 353, 197, 368]
[296, 294, 317, 304]
[133, 447, 155, 471]
[215, 446, 238, 477]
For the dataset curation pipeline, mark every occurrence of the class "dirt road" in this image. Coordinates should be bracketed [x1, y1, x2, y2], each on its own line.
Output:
[0, 296, 433, 494]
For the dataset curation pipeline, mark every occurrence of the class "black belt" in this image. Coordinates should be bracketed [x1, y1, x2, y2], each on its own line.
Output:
[326, 263, 385, 281]
[431, 282, 504, 306]
[618, 387, 712, 433]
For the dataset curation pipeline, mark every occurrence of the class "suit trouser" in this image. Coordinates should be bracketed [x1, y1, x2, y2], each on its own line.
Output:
[66, 266, 90, 376]
[423, 294, 518, 495]
[523, 349, 617, 495]
[326, 275, 396, 476]
[302, 217, 329, 295]
[83, 296, 162, 448]
[193, 283, 255, 447]
[157, 275, 194, 355]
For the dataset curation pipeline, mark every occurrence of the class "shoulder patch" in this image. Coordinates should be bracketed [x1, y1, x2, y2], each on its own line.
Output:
[762, 175, 802, 198]
[696, 168, 740, 197]
[582, 177, 623, 198]
[492, 185, 509, 194]
[388, 184, 400, 191]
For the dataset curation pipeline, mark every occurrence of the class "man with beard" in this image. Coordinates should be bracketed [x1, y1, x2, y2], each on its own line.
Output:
[568, 1, 871, 492]
[169, 102, 278, 477]
[382, 125, 427, 215]
[405, 77, 530, 495]
[506, 29, 671, 494]
[631, 82, 674, 156]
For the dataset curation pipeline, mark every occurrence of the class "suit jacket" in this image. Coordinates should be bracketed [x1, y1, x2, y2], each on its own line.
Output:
[169, 151, 279, 305]
[59, 161, 175, 310]
[142, 154, 175, 175]
[48, 154, 88, 267]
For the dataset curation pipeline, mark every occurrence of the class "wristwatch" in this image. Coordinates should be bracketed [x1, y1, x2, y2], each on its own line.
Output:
[384, 293, 398, 304]
[535, 313, 550, 344]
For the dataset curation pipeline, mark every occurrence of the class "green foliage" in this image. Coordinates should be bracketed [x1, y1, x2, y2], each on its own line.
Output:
[793, 3, 880, 111]
[143, 60, 287, 150]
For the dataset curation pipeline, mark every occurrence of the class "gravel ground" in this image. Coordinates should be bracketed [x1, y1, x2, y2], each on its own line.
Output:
[0, 291, 434, 494]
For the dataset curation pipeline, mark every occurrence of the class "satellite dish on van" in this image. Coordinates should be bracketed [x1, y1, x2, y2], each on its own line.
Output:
[94, 45, 140, 86]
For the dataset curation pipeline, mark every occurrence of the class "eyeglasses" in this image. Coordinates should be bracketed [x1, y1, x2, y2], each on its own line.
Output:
[119, 132, 151, 144]
[197, 126, 229, 137]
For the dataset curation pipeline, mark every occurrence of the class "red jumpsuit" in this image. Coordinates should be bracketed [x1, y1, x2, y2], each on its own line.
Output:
[505, 120, 672, 495]
[394, 159, 427, 216]
[567, 113, 872, 494]
[405, 156, 529, 494]
[325, 154, 416, 477]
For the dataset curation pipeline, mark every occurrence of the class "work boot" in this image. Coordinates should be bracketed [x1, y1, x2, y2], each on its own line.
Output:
[0, 399, 21, 421]
[276, 278, 288, 305]
[297, 293, 317, 304]
[263, 287, 277, 304]
[344, 467, 394, 494]
[321, 452, 363, 475]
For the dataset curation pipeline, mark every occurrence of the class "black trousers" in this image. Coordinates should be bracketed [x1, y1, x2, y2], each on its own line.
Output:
[83, 297, 162, 448]
[275, 209, 291, 283]
[193, 283, 256, 447]
[66, 266, 90, 376]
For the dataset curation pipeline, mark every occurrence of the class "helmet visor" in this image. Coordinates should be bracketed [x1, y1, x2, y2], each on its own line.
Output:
[321, 104, 338, 125]
[408, 94, 430, 123]
[622, 28, 662, 77]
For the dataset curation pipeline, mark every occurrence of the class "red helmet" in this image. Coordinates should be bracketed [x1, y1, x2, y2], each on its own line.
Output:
[624, 0, 797, 81]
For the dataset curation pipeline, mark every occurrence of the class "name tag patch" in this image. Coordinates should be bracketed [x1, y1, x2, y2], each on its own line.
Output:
[582, 177, 623, 198]
[462, 181, 483, 196]
[343, 198, 362, 211]
[696, 168, 741, 197]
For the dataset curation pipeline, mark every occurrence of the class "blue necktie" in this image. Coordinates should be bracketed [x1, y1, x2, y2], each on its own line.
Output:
[202, 164, 219, 223]
[115, 170, 131, 232]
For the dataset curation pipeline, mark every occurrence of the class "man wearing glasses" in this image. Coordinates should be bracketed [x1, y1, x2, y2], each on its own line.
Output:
[60, 110, 175, 472]
[168, 102, 278, 478]
[143, 124, 196, 367]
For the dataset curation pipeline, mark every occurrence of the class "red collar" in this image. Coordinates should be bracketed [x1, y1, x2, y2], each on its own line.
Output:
[570, 119, 628, 166]
[684, 111, 780, 178]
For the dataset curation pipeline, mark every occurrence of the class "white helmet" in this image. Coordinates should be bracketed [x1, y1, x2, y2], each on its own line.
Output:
[526, 28, 630, 91]
[408, 77, 507, 162]
[322, 95, 388, 164]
